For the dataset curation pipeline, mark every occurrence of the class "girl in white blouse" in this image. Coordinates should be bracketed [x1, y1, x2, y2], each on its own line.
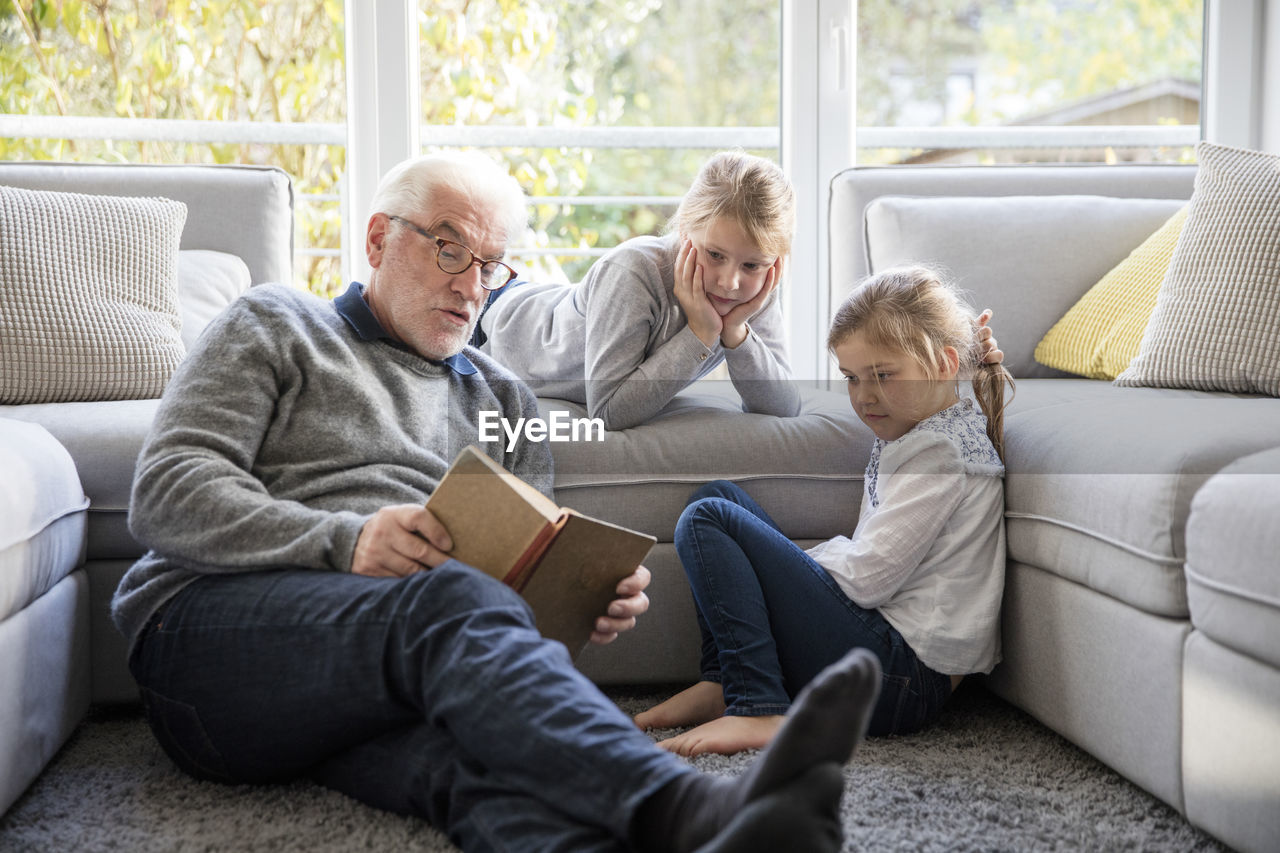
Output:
[636, 264, 1015, 756]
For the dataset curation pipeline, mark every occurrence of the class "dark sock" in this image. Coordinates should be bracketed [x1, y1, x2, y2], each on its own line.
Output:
[740, 646, 881, 801]
[632, 647, 881, 853]
[693, 763, 845, 853]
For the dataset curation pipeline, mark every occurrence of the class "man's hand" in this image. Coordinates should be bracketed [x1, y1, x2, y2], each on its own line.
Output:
[352, 504, 453, 577]
[589, 565, 651, 645]
[976, 309, 1004, 365]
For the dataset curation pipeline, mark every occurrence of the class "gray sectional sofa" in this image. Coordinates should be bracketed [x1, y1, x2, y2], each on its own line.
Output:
[2, 159, 1277, 853]
[0, 161, 294, 814]
[826, 163, 1279, 853]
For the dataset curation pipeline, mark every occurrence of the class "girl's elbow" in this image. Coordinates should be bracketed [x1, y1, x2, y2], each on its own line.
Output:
[746, 381, 803, 418]
[782, 384, 803, 416]
[590, 399, 645, 431]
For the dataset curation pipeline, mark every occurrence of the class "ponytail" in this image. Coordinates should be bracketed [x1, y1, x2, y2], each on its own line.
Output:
[971, 361, 1015, 462]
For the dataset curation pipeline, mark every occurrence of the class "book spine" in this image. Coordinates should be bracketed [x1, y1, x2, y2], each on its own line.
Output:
[502, 521, 560, 592]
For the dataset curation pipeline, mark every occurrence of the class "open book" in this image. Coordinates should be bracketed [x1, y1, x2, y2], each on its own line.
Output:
[426, 445, 657, 654]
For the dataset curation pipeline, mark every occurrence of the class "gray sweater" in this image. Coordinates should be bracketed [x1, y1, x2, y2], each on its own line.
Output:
[111, 282, 551, 646]
[479, 234, 802, 430]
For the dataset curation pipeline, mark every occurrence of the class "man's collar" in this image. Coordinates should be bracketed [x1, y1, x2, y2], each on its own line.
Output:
[334, 282, 478, 375]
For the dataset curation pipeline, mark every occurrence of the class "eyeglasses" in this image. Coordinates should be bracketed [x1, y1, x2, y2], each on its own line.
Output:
[388, 215, 518, 291]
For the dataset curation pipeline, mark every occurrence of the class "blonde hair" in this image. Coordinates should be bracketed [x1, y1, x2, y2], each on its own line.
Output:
[369, 151, 528, 246]
[667, 150, 796, 259]
[827, 265, 1015, 460]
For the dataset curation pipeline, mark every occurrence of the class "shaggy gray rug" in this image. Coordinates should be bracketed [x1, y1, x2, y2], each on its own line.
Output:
[0, 682, 1226, 852]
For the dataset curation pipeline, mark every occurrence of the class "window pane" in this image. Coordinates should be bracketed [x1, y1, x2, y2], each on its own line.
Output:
[419, 0, 781, 283]
[856, 0, 1203, 165]
[0, 1, 346, 296]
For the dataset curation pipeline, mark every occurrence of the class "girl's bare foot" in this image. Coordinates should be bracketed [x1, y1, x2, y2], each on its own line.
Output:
[657, 714, 786, 757]
[631, 650, 882, 853]
[635, 681, 726, 730]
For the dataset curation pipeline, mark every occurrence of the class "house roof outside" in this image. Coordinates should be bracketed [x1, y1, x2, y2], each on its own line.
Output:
[893, 77, 1200, 165]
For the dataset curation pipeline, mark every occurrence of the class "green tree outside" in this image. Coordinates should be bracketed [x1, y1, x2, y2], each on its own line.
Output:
[856, 0, 1202, 165]
[419, 0, 780, 282]
[0, 0, 348, 295]
[2, 0, 1203, 295]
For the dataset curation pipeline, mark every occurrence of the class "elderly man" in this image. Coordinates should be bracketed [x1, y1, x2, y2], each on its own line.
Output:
[113, 151, 880, 853]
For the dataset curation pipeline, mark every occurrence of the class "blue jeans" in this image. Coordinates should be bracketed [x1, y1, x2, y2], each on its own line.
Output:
[127, 560, 686, 853]
[674, 480, 953, 736]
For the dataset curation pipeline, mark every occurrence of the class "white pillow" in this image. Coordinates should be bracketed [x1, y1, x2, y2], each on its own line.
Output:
[0, 186, 187, 404]
[1116, 142, 1280, 396]
[177, 249, 253, 351]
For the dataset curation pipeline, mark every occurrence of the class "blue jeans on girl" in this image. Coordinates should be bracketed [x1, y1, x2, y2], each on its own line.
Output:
[675, 480, 953, 736]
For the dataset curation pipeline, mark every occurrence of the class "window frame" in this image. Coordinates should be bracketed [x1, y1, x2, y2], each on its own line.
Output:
[3, 1, 1256, 381]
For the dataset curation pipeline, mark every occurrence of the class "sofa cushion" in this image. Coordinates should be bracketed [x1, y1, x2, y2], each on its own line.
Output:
[0, 419, 88, 622]
[0, 161, 293, 288]
[0, 186, 188, 404]
[1034, 205, 1188, 380]
[0, 384, 871, 563]
[829, 164, 1196, 317]
[544, 383, 869, 541]
[1003, 379, 1280, 617]
[1181, 630, 1280, 853]
[178, 250, 252, 351]
[0, 400, 160, 561]
[0, 569, 91, 816]
[1184, 447, 1280, 669]
[1117, 142, 1280, 397]
[0, 251, 249, 560]
[863, 195, 1185, 379]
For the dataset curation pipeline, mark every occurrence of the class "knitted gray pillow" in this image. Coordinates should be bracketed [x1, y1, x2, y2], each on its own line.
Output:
[1116, 142, 1280, 396]
[0, 186, 188, 403]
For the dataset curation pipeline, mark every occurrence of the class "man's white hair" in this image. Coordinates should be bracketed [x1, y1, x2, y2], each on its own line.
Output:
[369, 150, 528, 247]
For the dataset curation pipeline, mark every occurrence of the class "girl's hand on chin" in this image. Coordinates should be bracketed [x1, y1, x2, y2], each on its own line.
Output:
[720, 261, 779, 350]
[674, 239, 724, 348]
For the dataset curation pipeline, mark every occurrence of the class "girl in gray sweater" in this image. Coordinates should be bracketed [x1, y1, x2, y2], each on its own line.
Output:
[479, 151, 803, 430]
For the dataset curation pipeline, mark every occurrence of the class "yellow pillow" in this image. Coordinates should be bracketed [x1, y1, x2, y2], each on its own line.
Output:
[1034, 205, 1189, 379]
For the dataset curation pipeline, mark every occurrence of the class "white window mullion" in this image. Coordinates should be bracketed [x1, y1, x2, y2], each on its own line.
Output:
[344, 0, 420, 285]
[782, 0, 855, 384]
[1203, 0, 1264, 150]
[1265, 0, 1280, 153]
